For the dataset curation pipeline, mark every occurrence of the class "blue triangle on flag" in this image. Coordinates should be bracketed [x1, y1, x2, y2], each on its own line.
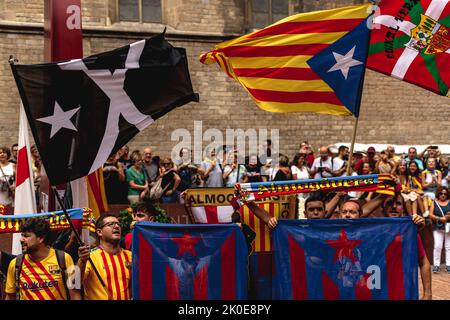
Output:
[307, 19, 371, 117]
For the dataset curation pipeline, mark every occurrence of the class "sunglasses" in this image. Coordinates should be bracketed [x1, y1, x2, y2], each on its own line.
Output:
[162, 162, 171, 165]
[439, 192, 448, 196]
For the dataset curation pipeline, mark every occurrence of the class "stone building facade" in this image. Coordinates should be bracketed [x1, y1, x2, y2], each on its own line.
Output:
[0, 0, 448, 161]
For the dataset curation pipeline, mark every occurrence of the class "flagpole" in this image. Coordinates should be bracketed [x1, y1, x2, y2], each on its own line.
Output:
[52, 185, 108, 292]
[346, 116, 359, 175]
[346, 10, 374, 176]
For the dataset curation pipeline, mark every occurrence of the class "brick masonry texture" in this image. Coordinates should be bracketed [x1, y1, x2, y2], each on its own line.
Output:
[0, 0, 448, 160]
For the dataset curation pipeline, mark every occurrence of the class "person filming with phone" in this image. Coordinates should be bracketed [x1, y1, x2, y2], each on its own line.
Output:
[311, 146, 334, 179]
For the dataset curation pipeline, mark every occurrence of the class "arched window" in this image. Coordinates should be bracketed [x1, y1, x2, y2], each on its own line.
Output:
[118, 0, 162, 23]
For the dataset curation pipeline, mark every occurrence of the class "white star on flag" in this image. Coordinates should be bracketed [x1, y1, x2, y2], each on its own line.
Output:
[328, 46, 363, 80]
[37, 101, 80, 138]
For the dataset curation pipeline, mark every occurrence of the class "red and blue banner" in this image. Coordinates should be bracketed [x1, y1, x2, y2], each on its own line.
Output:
[272, 217, 419, 300]
[0, 208, 93, 234]
[236, 174, 396, 202]
[132, 223, 248, 300]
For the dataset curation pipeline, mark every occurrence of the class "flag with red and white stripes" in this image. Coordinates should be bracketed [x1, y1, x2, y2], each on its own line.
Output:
[367, 0, 450, 96]
[12, 103, 37, 254]
[190, 205, 234, 224]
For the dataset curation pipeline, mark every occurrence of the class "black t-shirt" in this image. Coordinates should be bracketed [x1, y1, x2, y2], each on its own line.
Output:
[161, 170, 177, 195]
[245, 166, 264, 183]
[274, 168, 291, 181]
[0, 251, 15, 276]
[103, 162, 128, 204]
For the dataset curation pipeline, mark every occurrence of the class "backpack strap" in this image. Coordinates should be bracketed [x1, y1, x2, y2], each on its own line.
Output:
[14, 254, 24, 300]
[55, 249, 70, 300]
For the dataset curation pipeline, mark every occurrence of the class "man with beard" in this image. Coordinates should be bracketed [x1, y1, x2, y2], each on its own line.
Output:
[78, 213, 132, 300]
[4, 218, 80, 300]
[332, 145, 349, 177]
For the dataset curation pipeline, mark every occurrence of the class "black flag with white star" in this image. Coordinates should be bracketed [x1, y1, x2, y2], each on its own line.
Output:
[11, 32, 199, 185]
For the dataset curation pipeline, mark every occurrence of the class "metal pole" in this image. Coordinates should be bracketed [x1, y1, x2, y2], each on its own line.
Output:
[52, 186, 108, 292]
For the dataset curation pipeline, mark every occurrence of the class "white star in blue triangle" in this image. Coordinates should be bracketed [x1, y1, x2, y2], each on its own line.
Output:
[327, 46, 363, 80]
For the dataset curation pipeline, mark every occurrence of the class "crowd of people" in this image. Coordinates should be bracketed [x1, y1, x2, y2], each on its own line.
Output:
[0, 140, 448, 300]
[103, 141, 449, 278]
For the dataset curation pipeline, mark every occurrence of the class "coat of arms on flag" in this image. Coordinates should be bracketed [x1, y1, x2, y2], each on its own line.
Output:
[368, 0, 450, 96]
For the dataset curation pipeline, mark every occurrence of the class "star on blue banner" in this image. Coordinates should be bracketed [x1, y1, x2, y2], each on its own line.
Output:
[307, 18, 372, 117]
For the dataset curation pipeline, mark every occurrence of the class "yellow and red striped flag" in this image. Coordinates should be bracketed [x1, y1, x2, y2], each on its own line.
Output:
[200, 4, 373, 116]
[87, 169, 109, 219]
[240, 196, 296, 252]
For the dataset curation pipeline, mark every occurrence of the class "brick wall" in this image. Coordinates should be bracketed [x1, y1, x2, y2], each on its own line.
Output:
[0, 0, 448, 162]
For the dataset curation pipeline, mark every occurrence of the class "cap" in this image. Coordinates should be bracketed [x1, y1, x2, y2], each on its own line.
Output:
[367, 147, 376, 153]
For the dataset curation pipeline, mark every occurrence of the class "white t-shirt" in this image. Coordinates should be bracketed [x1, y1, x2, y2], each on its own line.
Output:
[332, 157, 347, 177]
[0, 163, 14, 205]
[291, 165, 309, 180]
[311, 157, 333, 179]
[347, 172, 359, 198]
[223, 164, 246, 187]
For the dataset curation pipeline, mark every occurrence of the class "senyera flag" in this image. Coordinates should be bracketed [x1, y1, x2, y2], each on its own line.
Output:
[201, 4, 375, 116]
[273, 218, 419, 300]
[184, 187, 296, 252]
[368, 0, 450, 97]
[11, 31, 199, 185]
[236, 174, 396, 202]
[132, 223, 248, 300]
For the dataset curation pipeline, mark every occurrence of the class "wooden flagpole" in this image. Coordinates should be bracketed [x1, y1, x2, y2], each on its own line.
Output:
[346, 116, 359, 175]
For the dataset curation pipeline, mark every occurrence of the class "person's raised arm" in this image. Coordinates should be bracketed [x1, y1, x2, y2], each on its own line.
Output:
[325, 192, 346, 218]
[361, 193, 388, 217]
[246, 201, 277, 229]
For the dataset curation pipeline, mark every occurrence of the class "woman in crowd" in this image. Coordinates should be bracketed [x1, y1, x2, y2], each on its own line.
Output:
[243, 154, 266, 183]
[422, 158, 442, 217]
[273, 155, 292, 181]
[126, 150, 148, 204]
[0, 147, 15, 207]
[103, 152, 127, 204]
[159, 157, 181, 204]
[223, 152, 246, 187]
[428, 186, 450, 273]
[395, 160, 418, 216]
[405, 160, 425, 216]
[291, 153, 311, 218]
[291, 153, 310, 180]
[176, 148, 203, 198]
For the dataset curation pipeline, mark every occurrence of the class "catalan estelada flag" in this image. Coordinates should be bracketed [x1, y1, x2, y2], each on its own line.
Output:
[200, 4, 374, 116]
[132, 223, 248, 300]
[367, 0, 450, 97]
[273, 218, 419, 300]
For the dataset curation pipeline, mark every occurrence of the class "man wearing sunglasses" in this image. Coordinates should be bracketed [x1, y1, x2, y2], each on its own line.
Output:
[78, 213, 132, 300]
[123, 201, 157, 250]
